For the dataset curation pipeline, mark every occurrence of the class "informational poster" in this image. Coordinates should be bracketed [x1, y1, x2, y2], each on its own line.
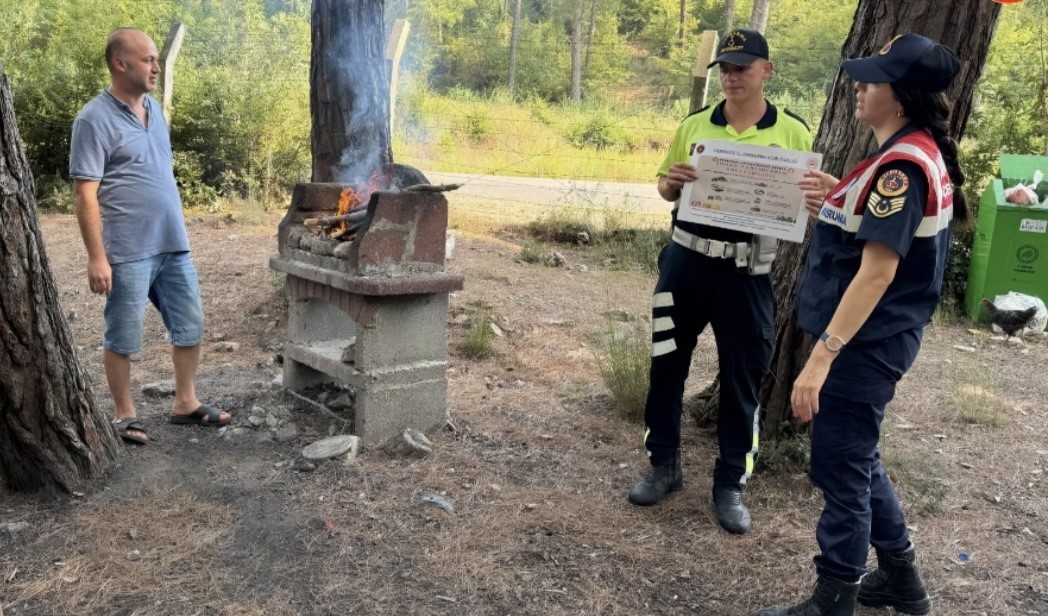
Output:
[678, 140, 823, 243]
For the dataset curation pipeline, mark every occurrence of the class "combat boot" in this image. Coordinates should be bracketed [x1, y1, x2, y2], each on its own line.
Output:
[757, 576, 859, 616]
[711, 486, 751, 534]
[627, 454, 682, 506]
[857, 542, 931, 615]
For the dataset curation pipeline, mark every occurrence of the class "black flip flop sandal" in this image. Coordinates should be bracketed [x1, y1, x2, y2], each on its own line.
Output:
[169, 404, 231, 427]
[113, 418, 149, 445]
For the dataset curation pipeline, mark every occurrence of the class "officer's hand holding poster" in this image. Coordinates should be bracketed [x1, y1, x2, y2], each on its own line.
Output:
[678, 140, 823, 243]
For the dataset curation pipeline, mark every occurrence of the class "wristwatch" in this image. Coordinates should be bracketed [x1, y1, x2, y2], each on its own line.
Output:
[819, 331, 846, 353]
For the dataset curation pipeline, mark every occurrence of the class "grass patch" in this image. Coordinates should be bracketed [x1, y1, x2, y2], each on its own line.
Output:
[952, 382, 1006, 427]
[593, 320, 650, 421]
[756, 431, 811, 474]
[523, 206, 668, 273]
[457, 309, 498, 360]
[882, 444, 950, 517]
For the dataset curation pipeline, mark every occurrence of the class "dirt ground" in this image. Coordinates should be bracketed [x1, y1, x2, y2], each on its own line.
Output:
[2, 209, 1047, 615]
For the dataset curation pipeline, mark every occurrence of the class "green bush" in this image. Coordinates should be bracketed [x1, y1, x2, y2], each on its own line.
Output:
[34, 174, 76, 213]
[567, 114, 637, 151]
[594, 320, 650, 421]
[173, 151, 221, 212]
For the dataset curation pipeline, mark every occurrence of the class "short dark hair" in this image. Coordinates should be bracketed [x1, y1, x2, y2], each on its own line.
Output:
[104, 28, 138, 70]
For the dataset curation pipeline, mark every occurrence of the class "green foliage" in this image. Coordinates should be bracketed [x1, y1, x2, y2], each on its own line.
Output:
[594, 320, 651, 421]
[173, 151, 220, 212]
[961, 1, 1048, 206]
[567, 112, 637, 151]
[0, 0, 309, 209]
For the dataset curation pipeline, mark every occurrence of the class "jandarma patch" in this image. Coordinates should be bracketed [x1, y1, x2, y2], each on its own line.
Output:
[875, 169, 910, 197]
[866, 192, 906, 218]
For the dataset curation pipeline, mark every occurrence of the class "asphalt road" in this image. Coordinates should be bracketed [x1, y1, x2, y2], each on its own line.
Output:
[424, 171, 670, 215]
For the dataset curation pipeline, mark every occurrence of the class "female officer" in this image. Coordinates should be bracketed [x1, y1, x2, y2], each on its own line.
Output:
[757, 34, 966, 616]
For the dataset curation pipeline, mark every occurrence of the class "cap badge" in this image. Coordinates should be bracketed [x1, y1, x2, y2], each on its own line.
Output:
[723, 30, 747, 53]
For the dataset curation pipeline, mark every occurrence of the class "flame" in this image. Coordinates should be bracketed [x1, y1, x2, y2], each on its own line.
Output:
[336, 187, 361, 218]
[330, 170, 387, 237]
[333, 187, 362, 235]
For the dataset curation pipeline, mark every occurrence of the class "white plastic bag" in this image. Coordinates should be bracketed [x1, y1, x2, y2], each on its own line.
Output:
[1004, 170, 1044, 206]
[989, 291, 1048, 335]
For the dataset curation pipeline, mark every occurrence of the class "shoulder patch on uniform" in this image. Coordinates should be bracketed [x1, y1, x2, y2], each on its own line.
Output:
[866, 192, 907, 218]
[683, 104, 711, 120]
[783, 108, 810, 131]
[875, 169, 910, 197]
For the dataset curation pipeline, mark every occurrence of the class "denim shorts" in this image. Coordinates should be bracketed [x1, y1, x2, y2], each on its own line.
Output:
[103, 252, 204, 354]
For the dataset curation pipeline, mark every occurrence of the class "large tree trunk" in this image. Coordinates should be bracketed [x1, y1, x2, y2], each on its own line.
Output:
[311, 0, 392, 183]
[724, 0, 736, 33]
[569, 1, 583, 102]
[678, 0, 686, 44]
[748, 0, 772, 33]
[0, 71, 120, 494]
[508, 0, 523, 96]
[759, 0, 1001, 438]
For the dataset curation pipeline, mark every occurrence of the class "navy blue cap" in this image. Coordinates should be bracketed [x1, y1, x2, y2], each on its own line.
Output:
[842, 33, 960, 92]
[708, 28, 770, 69]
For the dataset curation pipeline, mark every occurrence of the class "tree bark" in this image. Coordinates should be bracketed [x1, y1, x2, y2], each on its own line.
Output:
[678, 0, 686, 45]
[749, 0, 771, 34]
[508, 0, 523, 96]
[584, 0, 598, 72]
[569, 1, 583, 102]
[724, 0, 736, 33]
[759, 0, 1001, 438]
[310, 0, 392, 184]
[0, 71, 120, 494]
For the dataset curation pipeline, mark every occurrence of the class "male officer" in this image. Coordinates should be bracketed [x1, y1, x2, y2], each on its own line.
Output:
[627, 28, 812, 534]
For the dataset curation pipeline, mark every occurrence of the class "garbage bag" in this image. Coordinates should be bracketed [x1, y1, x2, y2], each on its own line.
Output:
[990, 291, 1048, 335]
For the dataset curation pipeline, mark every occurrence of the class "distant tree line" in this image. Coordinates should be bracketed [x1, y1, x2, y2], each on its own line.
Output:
[0, 0, 1043, 211]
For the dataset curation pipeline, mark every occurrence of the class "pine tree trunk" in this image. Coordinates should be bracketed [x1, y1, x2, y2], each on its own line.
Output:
[310, 0, 392, 183]
[0, 71, 120, 494]
[748, 0, 772, 34]
[508, 0, 523, 96]
[569, 1, 583, 102]
[760, 0, 1001, 438]
[724, 0, 736, 33]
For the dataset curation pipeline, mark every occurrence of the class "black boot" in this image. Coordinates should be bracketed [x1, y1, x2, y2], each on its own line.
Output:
[627, 455, 682, 506]
[711, 486, 751, 534]
[858, 542, 931, 615]
[756, 576, 859, 616]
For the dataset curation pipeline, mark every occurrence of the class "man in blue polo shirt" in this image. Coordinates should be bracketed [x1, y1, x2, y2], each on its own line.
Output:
[70, 28, 230, 445]
[627, 28, 812, 534]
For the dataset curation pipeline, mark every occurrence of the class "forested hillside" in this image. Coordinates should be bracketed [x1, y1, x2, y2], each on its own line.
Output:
[0, 0, 1044, 209]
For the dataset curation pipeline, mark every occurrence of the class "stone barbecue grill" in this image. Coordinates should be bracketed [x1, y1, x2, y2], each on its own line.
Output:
[269, 174, 463, 443]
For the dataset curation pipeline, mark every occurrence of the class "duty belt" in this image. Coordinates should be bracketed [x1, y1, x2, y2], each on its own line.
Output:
[672, 227, 751, 269]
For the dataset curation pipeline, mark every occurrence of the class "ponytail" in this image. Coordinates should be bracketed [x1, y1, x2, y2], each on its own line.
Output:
[891, 85, 969, 224]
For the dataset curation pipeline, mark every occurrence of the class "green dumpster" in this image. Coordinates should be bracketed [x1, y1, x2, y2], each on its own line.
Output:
[965, 154, 1048, 321]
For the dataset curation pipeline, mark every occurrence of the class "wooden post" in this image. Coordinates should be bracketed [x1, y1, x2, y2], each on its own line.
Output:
[158, 22, 186, 123]
[689, 30, 719, 114]
[384, 19, 410, 134]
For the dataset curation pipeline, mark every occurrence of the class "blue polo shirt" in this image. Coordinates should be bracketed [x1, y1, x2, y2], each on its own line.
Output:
[70, 90, 189, 264]
[798, 125, 951, 347]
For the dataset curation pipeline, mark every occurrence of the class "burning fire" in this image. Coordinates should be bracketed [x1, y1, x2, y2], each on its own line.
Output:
[336, 187, 361, 220]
